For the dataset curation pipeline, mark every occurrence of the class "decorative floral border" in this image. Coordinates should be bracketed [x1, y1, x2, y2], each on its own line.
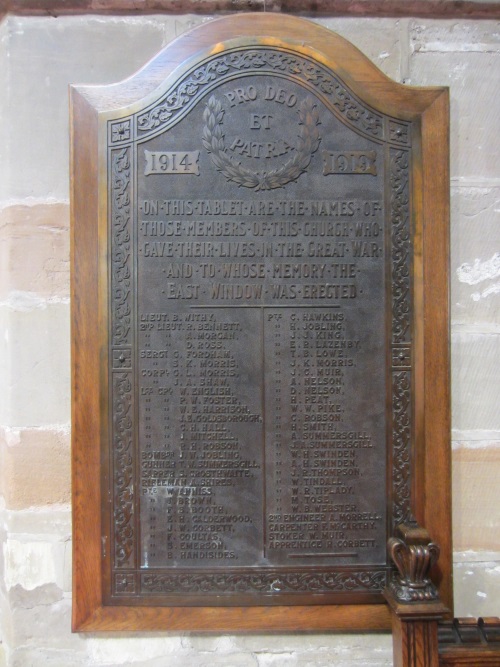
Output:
[111, 148, 132, 348]
[136, 48, 385, 142]
[141, 569, 387, 595]
[110, 147, 135, 569]
[390, 148, 413, 528]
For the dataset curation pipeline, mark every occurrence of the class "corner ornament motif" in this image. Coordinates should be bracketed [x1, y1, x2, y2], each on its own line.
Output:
[387, 523, 440, 603]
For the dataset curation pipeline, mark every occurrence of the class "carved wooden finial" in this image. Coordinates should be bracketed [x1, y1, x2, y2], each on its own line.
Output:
[387, 522, 440, 603]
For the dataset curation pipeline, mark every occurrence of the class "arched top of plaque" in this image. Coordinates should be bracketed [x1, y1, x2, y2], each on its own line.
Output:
[71, 14, 451, 633]
[75, 14, 444, 120]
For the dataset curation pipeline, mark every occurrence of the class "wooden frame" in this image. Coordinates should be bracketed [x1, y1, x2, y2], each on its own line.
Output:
[71, 14, 451, 632]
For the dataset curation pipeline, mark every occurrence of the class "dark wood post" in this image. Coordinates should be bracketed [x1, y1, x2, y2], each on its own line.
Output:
[384, 523, 449, 667]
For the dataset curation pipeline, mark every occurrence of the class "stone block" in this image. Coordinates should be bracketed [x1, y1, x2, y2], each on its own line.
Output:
[11, 648, 87, 667]
[84, 634, 391, 667]
[0, 20, 9, 205]
[62, 538, 72, 594]
[231, 633, 392, 657]
[0, 203, 70, 301]
[10, 596, 86, 652]
[1, 15, 205, 201]
[4, 539, 58, 592]
[451, 185, 500, 329]
[255, 636, 392, 666]
[180, 635, 237, 653]
[1, 506, 72, 596]
[112, 654, 258, 667]
[2, 509, 70, 594]
[452, 443, 500, 551]
[0, 561, 13, 658]
[411, 19, 500, 54]
[451, 332, 500, 432]
[9, 582, 63, 609]
[409, 46, 500, 180]
[454, 556, 500, 617]
[86, 636, 184, 664]
[1, 506, 71, 538]
[0, 303, 70, 426]
[0, 426, 70, 509]
[314, 18, 405, 80]
[261, 651, 391, 666]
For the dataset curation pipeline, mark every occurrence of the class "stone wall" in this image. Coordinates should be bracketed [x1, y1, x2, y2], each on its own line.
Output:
[0, 11, 499, 667]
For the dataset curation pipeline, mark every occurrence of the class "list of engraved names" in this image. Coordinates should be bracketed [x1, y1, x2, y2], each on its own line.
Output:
[137, 197, 386, 568]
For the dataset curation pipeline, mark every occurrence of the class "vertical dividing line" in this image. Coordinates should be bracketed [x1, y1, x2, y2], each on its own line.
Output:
[261, 306, 267, 558]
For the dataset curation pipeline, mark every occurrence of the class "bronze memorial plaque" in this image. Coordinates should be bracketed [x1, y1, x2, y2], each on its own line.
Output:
[124, 80, 390, 600]
[71, 15, 451, 631]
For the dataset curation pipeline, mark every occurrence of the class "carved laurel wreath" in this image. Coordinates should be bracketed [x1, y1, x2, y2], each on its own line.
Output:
[202, 95, 321, 191]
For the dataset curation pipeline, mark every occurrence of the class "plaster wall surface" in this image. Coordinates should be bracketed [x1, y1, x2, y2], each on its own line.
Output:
[0, 11, 499, 667]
